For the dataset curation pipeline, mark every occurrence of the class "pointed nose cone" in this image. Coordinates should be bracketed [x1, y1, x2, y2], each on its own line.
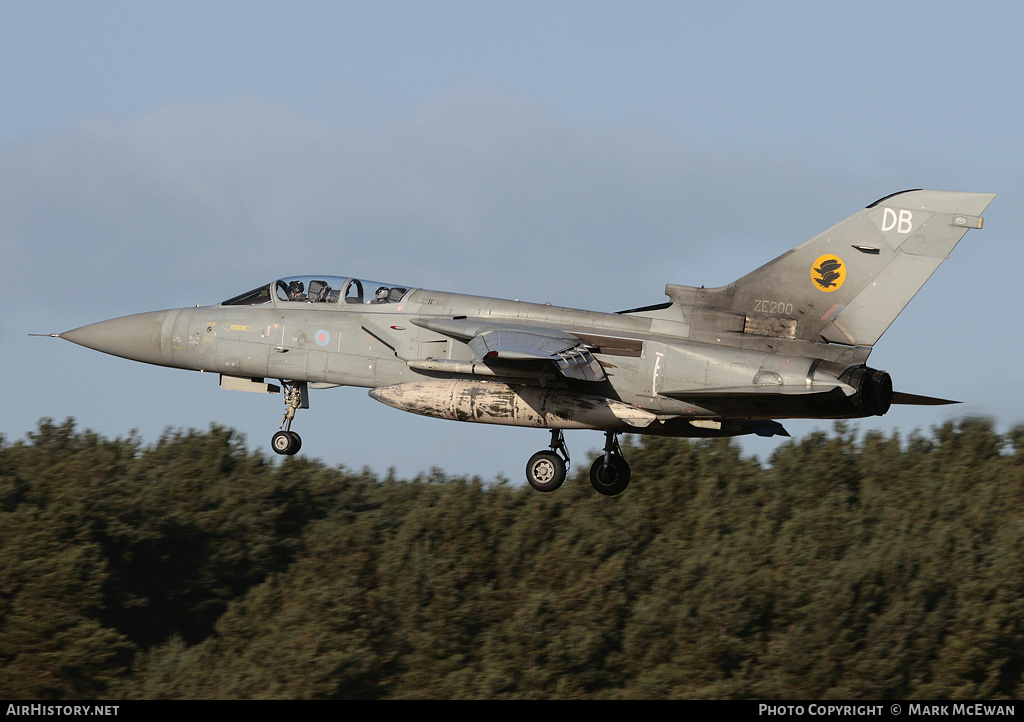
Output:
[60, 309, 181, 367]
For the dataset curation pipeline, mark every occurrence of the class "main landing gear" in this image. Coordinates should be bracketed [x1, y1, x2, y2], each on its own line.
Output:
[271, 381, 307, 456]
[526, 430, 570, 492]
[524, 430, 631, 496]
[590, 431, 630, 496]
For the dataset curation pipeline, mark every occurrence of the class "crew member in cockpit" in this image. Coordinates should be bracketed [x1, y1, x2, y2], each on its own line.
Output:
[371, 287, 390, 304]
[288, 280, 306, 301]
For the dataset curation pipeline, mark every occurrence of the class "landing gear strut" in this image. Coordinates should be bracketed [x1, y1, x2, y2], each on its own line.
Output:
[271, 381, 307, 456]
[590, 431, 630, 496]
[525, 430, 570, 492]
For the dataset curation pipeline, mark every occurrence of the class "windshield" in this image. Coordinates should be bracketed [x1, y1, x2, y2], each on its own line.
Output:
[222, 275, 411, 306]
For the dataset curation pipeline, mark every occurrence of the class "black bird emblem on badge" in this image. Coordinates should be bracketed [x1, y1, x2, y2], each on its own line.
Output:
[814, 258, 843, 289]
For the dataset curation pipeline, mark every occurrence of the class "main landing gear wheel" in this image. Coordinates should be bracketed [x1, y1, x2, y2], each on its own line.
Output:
[526, 451, 566, 492]
[590, 432, 630, 496]
[525, 430, 570, 492]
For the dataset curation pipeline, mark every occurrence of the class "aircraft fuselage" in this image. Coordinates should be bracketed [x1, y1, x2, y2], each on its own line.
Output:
[64, 284, 886, 438]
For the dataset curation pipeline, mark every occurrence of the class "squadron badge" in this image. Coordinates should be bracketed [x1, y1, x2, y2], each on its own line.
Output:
[811, 254, 846, 292]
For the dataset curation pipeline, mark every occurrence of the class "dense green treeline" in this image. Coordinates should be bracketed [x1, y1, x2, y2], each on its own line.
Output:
[3, 417, 1024, 699]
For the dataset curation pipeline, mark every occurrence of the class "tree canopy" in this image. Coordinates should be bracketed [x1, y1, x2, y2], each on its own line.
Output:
[3, 417, 1024, 699]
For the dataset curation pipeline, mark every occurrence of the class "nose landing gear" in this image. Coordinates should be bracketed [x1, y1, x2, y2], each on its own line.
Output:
[271, 381, 308, 456]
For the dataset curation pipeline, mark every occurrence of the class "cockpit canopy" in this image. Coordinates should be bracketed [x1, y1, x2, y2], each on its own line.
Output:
[222, 276, 411, 307]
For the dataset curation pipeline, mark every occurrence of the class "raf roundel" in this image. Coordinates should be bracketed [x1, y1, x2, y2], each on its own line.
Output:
[315, 329, 330, 347]
[811, 254, 846, 293]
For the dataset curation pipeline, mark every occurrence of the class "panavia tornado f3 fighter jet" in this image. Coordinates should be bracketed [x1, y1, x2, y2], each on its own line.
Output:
[46, 189, 994, 495]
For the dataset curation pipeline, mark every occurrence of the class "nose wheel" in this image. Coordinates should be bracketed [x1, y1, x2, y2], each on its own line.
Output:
[272, 429, 301, 455]
[525, 430, 570, 492]
[271, 381, 307, 456]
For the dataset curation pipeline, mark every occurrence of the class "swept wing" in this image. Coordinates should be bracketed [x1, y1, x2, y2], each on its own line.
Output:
[410, 317, 607, 382]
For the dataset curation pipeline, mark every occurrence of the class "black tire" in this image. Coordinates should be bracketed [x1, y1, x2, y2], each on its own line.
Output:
[590, 455, 630, 496]
[272, 430, 301, 455]
[526, 451, 566, 492]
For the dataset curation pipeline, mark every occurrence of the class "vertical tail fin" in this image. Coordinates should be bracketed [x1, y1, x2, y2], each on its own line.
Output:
[672, 190, 995, 346]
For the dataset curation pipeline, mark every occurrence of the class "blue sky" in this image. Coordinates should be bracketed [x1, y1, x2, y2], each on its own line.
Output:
[3, 1, 1022, 481]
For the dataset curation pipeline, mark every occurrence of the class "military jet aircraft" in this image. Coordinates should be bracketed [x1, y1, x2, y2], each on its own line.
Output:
[46, 189, 993, 495]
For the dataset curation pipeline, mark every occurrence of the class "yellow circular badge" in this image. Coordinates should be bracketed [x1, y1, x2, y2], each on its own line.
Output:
[811, 254, 846, 292]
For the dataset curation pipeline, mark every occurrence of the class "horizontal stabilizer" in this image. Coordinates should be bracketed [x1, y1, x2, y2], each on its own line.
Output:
[662, 383, 853, 400]
[891, 391, 959, 406]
